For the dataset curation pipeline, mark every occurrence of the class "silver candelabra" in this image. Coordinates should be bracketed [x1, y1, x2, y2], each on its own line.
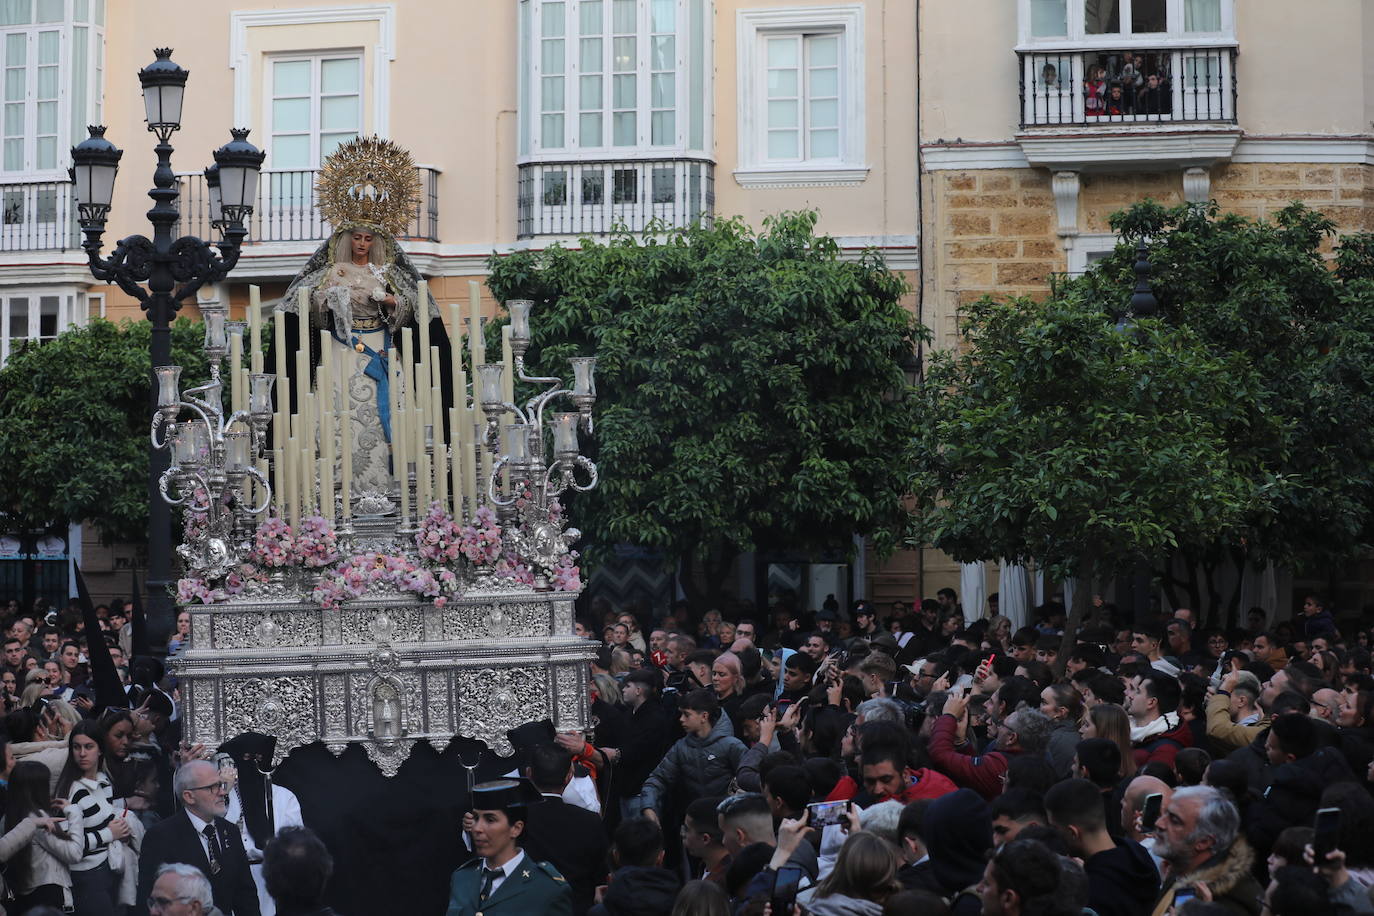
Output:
[151, 301, 274, 580]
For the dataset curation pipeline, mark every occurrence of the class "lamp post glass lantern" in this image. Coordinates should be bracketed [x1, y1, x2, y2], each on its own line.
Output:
[72, 48, 264, 643]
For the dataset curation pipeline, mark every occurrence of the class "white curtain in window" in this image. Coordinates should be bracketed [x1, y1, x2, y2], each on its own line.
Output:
[959, 562, 986, 625]
[1184, 0, 1221, 31]
[1029, 0, 1067, 37]
[999, 562, 1033, 629]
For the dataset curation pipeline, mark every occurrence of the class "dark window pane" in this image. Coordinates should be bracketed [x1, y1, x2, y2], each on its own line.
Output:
[612, 168, 637, 204]
[543, 170, 568, 206]
[2, 191, 22, 225]
[1084, 0, 1119, 33]
[582, 171, 604, 205]
[651, 167, 674, 204]
[1132, 0, 1166, 32]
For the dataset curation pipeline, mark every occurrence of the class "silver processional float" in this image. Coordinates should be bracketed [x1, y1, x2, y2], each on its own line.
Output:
[154, 137, 598, 776]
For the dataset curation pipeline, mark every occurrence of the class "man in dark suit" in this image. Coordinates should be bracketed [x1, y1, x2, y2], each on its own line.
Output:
[135, 759, 262, 916]
[520, 744, 609, 916]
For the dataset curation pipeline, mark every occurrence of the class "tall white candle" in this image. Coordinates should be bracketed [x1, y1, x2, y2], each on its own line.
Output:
[273, 309, 287, 464]
[431, 384, 447, 510]
[318, 329, 335, 524]
[340, 399, 353, 523]
[391, 348, 409, 526]
[285, 433, 298, 528]
[417, 278, 431, 367]
[248, 285, 262, 360]
[469, 281, 486, 503]
[449, 406, 463, 519]
[273, 447, 285, 518]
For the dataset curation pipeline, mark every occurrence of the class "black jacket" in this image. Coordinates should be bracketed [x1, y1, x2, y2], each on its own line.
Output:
[587, 866, 680, 916]
[1247, 746, 1356, 854]
[134, 810, 261, 916]
[613, 702, 675, 799]
[921, 788, 991, 916]
[521, 795, 611, 916]
[1083, 838, 1160, 916]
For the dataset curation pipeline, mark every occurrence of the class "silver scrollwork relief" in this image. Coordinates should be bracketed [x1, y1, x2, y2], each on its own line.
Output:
[455, 667, 549, 756]
[222, 676, 318, 766]
[211, 611, 321, 650]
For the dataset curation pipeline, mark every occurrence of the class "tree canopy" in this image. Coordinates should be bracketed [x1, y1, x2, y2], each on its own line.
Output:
[912, 201, 1374, 622]
[0, 317, 208, 543]
[485, 213, 926, 602]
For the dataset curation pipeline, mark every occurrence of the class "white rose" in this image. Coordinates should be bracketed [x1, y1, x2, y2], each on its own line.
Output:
[370, 287, 387, 302]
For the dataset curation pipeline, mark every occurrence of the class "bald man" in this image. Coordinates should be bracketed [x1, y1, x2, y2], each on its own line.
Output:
[1121, 774, 1172, 874]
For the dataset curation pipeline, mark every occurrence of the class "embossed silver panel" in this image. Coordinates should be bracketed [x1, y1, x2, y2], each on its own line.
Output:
[174, 587, 595, 776]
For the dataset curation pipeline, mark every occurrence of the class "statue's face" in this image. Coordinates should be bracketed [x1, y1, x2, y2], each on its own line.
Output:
[351, 231, 374, 261]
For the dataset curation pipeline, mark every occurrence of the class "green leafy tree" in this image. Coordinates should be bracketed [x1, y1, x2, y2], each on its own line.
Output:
[485, 213, 925, 606]
[911, 281, 1273, 657]
[1088, 202, 1374, 617]
[913, 201, 1374, 637]
[0, 317, 209, 543]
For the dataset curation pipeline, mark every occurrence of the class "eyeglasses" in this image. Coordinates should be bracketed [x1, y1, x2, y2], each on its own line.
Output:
[187, 782, 227, 794]
[148, 896, 193, 911]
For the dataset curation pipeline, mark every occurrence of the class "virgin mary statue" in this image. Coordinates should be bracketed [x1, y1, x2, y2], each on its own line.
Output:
[269, 138, 451, 515]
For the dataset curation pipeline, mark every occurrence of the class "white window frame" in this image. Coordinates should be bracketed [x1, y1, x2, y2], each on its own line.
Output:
[1016, 0, 1235, 49]
[1065, 232, 1120, 276]
[263, 51, 363, 171]
[523, 0, 707, 162]
[0, 287, 75, 366]
[735, 5, 867, 188]
[1, 24, 66, 178]
[229, 5, 394, 136]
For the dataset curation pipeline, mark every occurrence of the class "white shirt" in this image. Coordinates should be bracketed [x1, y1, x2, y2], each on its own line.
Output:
[185, 809, 217, 865]
[482, 849, 526, 897]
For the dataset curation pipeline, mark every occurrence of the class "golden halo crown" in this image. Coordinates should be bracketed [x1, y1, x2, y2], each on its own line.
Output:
[314, 136, 419, 237]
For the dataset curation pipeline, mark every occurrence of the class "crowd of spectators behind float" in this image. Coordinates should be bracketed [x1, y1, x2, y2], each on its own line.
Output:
[0, 584, 1373, 916]
[509, 588, 1374, 916]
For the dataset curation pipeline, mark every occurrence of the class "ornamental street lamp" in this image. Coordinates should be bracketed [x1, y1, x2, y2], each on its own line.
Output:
[70, 48, 264, 644]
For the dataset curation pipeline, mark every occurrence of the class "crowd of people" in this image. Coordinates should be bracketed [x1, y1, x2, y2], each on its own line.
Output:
[0, 595, 328, 916]
[3, 585, 1373, 916]
[473, 588, 1374, 916]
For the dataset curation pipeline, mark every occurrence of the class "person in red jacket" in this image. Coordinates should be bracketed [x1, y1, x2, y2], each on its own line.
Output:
[1127, 670, 1193, 768]
[860, 742, 957, 804]
[927, 688, 1054, 800]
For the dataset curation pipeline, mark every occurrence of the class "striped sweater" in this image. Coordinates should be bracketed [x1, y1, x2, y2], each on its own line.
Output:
[68, 773, 117, 870]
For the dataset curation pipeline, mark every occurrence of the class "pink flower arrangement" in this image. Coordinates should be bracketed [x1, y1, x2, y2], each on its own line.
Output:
[416, 502, 463, 563]
[251, 516, 296, 568]
[310, 550, 461, 610]
[459, 506, 503, 565]
[551, 553, 582, 592]
[495, 554, 535, 586]
[295, 515, 341, 568]
[176, 576, 227, 605]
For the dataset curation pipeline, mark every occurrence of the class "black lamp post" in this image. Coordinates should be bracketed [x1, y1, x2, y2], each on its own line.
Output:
[1115, 239, 1159, 333]
[70, 48, 264, 644]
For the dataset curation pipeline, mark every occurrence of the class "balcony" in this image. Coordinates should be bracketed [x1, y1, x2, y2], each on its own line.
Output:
[517, 158, 714, 239]
[1014, 47, 1240, 172]
[1, 180, 78, 252]
[176, 166, 441, 244]
[1019, 47, 1236, 127]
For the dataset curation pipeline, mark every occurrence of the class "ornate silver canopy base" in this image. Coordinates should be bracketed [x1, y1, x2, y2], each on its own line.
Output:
[173, 583, 595, 776]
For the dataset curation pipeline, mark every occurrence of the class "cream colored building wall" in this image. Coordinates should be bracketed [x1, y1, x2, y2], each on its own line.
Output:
[711, 0, 919, 242]
[919, 0, 1017, 143]
[920, 0, 1373, 142]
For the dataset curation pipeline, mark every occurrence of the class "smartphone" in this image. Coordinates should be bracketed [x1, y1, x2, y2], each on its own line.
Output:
[1173, 886, 1196, 908]
[774, 699, 793, 716]
[953, 674, 975, 690]
[807, 800, 848, 829]
[1141, 792, 1164, 831]
[770, 864, 805, 914]
[1314, 806, 1341, 859]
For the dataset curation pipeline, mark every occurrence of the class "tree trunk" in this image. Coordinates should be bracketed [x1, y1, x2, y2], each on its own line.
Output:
[1055, 556, 1097, 677]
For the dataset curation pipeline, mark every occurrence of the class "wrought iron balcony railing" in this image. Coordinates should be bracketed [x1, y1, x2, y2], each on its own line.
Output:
[1018, 47, 1237, 128]
[517, 157, 714, 239]
[0, 179, 78, 251]
[176, 166, 441, 243]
